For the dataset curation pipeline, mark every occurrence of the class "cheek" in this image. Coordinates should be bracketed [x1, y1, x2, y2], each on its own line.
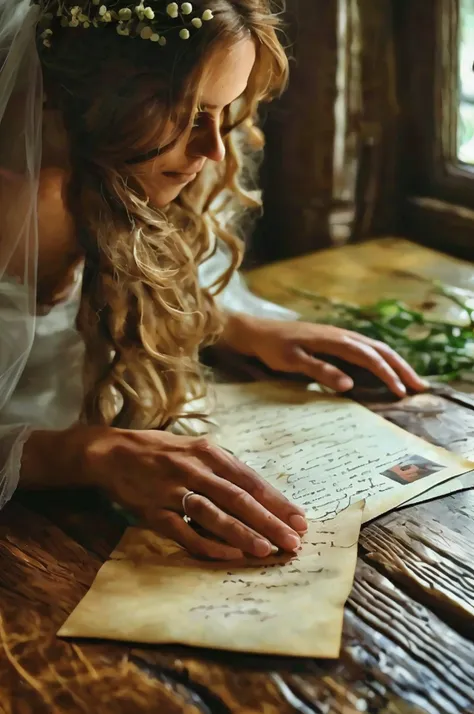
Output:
[133, 144, 183, 185]
[136, 171, 185, 209]
[134, 155, 166, 182]
[130, 141, 190, 207]
[132, 160, 167, 199]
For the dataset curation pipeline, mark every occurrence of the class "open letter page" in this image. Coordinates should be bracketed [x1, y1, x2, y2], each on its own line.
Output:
[59, 503, 363, 658]
[212, 382, 473, 523]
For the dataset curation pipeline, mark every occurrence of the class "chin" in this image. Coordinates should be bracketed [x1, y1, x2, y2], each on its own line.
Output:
[152, 186, 185, 208]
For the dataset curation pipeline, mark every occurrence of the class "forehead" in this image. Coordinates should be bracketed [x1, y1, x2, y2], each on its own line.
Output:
[199, 37, 257, 109]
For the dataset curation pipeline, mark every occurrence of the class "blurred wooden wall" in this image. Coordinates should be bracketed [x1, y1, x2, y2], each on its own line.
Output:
[252, 0, 401, 265]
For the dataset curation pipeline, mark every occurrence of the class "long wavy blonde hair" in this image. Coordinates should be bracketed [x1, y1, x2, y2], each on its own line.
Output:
[37, 0, 288, 429]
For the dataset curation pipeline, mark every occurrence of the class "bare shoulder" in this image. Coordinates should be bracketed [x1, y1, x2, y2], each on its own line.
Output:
[38, 167, 73, 233]
[0, 166, 80, 293]
[0, 166, 75, 244]
[36, 167, 83, 304]
[37, 167, 78, 258]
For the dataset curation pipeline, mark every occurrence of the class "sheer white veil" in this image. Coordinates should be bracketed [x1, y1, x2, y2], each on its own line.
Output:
[0, 0, 42, 506]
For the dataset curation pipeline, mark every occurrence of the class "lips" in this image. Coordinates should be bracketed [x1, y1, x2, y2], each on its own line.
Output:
[162, 171, 197, 184]
[163, 162, 205, 177]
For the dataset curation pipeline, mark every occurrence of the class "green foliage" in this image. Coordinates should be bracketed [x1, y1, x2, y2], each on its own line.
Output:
[293, 283, 474, 381]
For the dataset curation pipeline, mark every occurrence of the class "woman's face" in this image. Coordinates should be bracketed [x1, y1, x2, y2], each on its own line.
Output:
[134, 37, 257, 208]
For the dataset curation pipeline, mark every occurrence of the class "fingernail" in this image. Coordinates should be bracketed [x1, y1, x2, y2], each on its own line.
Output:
[283, 534, 301, 552]
[254, 539, 273, 557]
[396, 381, 407, 395]
[289, 515, 308, 533]
[336, 376, 354, 391]
[270, 545, 280, 555]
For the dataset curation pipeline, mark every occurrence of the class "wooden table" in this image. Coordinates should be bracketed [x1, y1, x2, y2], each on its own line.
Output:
[2, 238, 474, 714]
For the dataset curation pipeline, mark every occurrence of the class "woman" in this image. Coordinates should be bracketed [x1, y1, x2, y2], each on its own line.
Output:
[0, 0, 425, 560]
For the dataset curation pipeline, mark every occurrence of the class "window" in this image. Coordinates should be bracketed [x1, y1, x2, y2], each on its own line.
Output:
[458, 0, 474, 163]
[396, 0, 474, 258]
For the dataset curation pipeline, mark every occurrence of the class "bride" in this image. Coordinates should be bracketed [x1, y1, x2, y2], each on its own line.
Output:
[0, 0, 425, 559]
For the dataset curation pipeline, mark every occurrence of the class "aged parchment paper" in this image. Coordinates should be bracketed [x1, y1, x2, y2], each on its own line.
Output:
[59, 503, 363, 658]
[211, 382, 474, 524]
[59, 381, 472, 655]
[404, 470, 474, 507]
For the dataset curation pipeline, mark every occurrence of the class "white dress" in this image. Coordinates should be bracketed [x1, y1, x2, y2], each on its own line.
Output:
[0, 245, 296, 432]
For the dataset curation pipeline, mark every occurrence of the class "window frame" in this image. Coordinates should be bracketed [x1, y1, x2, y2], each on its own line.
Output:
[397, 0, 474, 256]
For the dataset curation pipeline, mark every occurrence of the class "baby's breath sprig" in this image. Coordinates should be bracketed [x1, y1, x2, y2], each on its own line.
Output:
[37, 1, 215, 48]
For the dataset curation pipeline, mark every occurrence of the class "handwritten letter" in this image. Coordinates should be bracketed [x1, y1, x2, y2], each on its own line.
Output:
[58, 503, 363, 657]
[212, 382, 473, 523]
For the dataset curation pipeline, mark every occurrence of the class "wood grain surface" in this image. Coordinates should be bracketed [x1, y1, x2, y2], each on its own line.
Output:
[1, 239, 474, 714]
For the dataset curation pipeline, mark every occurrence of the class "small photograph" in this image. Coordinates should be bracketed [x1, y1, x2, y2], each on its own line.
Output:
[381, 455, 445, 485]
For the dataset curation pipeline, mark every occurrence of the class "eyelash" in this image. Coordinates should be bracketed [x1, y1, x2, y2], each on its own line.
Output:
[192, 109, 234, 135]
[192, 111, 207, 129]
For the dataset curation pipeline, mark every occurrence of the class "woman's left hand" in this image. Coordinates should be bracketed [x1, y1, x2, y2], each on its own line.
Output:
[223, 315, 427, 398]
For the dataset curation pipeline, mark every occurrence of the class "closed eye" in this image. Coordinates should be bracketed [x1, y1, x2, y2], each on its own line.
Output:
[192, 111, 208, 129]
[127, 107, 245, 165]
[192, 107, 243, 136]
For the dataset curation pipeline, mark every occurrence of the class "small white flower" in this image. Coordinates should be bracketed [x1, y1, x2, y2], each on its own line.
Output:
[144, 6, 155, 19]
[202, 9, 214, 20]
[179, 28, 190, 39]
[43, 38, 52, 48]
[103, 11, 112, 21]
[83, 20, 90, 28]
[70, 5, 81, 16]
[158, 35, 167, 45]
[98, 5, 107, 16]
[166, 2, 179, 18]
[117, 24, 130, 35]
[69, 17, 79, 26]
[135, 3, 144, 18]
[181, 2, 193, 15]
[140, 25, 153, 39]
[150, 33, 160, 42]
[119, 7, 132, 20]
[78, 13, 88, 22]
[191, 17, 202, 28]
[41, 28, 53, 37]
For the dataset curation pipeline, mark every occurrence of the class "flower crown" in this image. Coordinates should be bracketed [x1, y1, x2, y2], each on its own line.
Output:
[37, 1, 215, 48]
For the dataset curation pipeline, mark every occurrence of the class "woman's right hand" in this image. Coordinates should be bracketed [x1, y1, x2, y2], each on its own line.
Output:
[83, 427, 307, 560]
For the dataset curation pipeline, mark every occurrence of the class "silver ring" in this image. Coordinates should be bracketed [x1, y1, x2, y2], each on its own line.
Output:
[182, 490, 196, 520]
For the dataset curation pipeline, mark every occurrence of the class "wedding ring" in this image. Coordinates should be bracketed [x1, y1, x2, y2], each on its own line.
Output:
[182, 490, 196, 522]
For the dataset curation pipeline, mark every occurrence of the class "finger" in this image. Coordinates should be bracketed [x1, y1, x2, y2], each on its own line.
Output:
[341, 338, 410, 396]
[152, 510, 244, 560]
[299, 336, 408, 397]
[193, 441, 308, 535]
[186, 465, 302, 552]
[183, 493, 280, 558]
[354, 335, 427, 392]
[291, 348, 355, 392]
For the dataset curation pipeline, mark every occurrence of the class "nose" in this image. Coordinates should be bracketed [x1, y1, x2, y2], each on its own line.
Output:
[189, 119, 226, 163]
